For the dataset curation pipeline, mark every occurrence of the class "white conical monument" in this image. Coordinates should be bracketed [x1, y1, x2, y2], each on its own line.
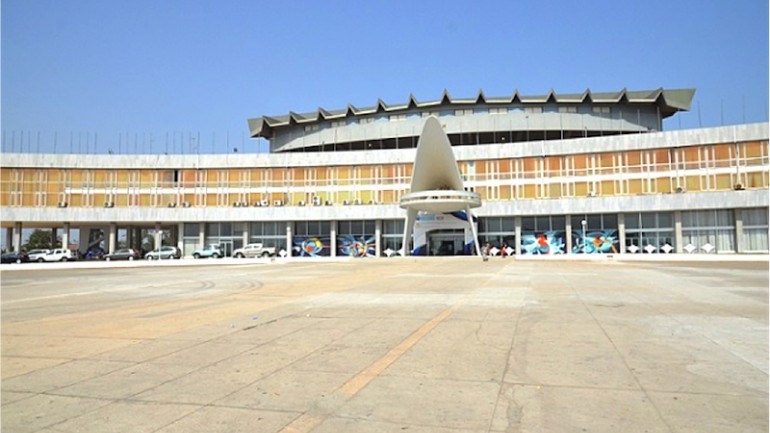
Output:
[399, 117, 482, 256]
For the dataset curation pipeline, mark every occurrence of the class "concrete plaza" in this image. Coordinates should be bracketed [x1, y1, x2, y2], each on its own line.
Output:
[1, 258, 768, 432]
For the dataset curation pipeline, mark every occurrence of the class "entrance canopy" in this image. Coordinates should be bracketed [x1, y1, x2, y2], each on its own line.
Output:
[399, 117, 482, 256]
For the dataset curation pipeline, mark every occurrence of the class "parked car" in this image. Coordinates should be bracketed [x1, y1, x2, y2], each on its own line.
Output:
[104, 248, 141, 261]
[1, 251, 29, 264]
[27, 249, 50, 262]
[41, 248, 76, 262]
[232, 243, 277, 258]
[145, 246, 181, 260]
[192, 244, 223, 259]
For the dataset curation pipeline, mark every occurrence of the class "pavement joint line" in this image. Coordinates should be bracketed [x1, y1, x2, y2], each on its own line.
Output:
[567, 271, 678, 433]
[277, 262, 510, 433]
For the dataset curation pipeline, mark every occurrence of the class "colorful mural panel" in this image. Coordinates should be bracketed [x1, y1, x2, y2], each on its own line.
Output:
[338, 235, 376, 257]
[572, 230, 619, 254]
[292, 236, 331, 257]
[521, 231, 565, 254]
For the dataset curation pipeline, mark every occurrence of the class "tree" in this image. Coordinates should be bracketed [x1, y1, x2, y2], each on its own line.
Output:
[23, 229, 60, 251]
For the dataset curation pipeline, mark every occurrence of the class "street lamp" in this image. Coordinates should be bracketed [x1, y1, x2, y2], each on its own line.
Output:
[580, 220, 587, 254]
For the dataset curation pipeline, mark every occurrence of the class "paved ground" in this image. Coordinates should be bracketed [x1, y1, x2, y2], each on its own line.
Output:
[1, 258, 768, 433]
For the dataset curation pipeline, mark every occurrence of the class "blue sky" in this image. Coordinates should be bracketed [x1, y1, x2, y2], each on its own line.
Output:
[2, 0, 768, 154]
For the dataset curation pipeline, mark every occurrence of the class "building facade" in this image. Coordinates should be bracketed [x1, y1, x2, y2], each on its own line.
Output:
[1, 88, 768, 257]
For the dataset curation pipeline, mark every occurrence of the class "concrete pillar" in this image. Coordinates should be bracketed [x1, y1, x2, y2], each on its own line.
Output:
[133, 227, 142, 251]
[617, 213, 625, 255]
[375, 220, 382, 257]
[402, 209, 417, 256]
[330, 220, 337, 257]
[154, 222, 162, 249]
[177, 222, 185, 254]
[735, 209, 744, 254]
[13, 222, 22, 252]
[565, 216, 573, 254]
[514, 216, 522, 256]
[199, 222, 206, 250]
[466, 206, 481, 257]
[62, 223, 70, 250]
[674, 211, 683, 254]
[108, 223, 117, 254]
[51, 227, 58, 248]
[5, 227, 13, 252]
[242, 223, 249, 247]
[286, 222, 293, 257]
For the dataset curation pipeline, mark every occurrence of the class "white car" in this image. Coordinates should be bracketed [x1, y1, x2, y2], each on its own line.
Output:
[28, 249, 51, 262]
[232, 243, 276, 258]
[41, 248, 75, 262]
[145, 246, 181, 260]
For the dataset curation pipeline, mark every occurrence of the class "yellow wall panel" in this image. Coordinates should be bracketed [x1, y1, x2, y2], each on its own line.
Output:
[658, 177, 672, 193]
[523, 184, 536, 198]
[627, 179, 642, 194]
[600, 180, 614, 195]
[548, 183, 561, 198]
[685, 176, 700, 191]
[748, 172, 766, 188]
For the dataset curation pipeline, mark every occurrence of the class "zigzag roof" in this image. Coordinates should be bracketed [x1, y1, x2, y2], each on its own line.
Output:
[248, 88, 695, 138]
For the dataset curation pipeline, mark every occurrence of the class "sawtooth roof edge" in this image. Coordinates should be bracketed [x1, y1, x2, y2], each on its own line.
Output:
[248, 87, 696, 137]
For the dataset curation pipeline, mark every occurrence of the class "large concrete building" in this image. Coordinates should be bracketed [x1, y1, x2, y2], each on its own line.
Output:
[1, 88, 768, 257]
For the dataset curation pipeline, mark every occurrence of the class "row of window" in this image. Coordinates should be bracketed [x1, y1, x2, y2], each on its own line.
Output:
[4, 141, 764, 188]
[300, 105, 625, 130]
[176, 209, 768, 255]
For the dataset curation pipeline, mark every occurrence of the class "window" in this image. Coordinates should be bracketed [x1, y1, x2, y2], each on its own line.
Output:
[681, 210, 735, 253]
[331, 120, 345, 128]
[741, 208, 769, 253]
[454, 109, 473, 116]
[623, 212, 675, 254]
[304, 124, 320, 132]
[477, 217, 516, 253]
[250, 222, 288, 253]
[571, 214, 620, 254]
[293, 221, 331, 257]
[558, 106, 578, 113]
[489, 107, 508, 114]
[421, 111, 439, 118]
[592, 106, 611, 114]
[358, 117, 375, 124]
[519, 216, 567, 255]
[337, 220, 376, 257]
[389, 114, 406, 122]
[524, 106, 543, 114]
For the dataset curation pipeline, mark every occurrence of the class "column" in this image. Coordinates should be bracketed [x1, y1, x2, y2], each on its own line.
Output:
[62, 223, 70, 251]
[177, 222, 185, 254]
[674, 211, 683, 254]
[51, 227, 58, 248]
[514, 216, 522, 256]
[734, 209, 744, 254]
[402, 209, 417, 256]
[466, 206, 481, 257]
[565, 216, 573, 254]
[5, 227, 13, 252]
[375, 220, 382, 257]
[108, 223, 117, 254]
[242, 223, 249, 248]
[13, 222, 22, 252]
[199, 222, 206, 250]
[154, 222, 162, 249]
[330, 220, 337, 257]
[286, 222, 293, 257]
[617, 213, 625, 255]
